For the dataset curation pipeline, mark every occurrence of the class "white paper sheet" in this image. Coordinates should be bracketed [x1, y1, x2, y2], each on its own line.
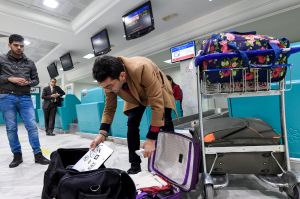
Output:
[130, 171, 168, 189]
[72, 143, 113, 172]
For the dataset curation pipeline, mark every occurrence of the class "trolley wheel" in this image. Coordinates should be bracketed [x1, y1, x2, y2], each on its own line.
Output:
[203, 184, 214, 199]
[286, 184, 300, 199]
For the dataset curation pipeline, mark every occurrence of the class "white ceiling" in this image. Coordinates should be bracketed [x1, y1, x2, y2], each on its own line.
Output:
[0, 0, 300, 86]
[5, 0, 94, 21]
[0, 31, 57, 62]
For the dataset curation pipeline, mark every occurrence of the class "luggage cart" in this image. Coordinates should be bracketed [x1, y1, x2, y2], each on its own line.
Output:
[194, 47, 300, 199]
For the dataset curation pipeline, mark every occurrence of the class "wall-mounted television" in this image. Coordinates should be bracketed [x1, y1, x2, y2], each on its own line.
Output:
[122, 1, 154, 40]
[170, 41, 196, 63]
[60, 52, 74, 71]
[47, 62, 59, 78]
[91, 29, 111, 56]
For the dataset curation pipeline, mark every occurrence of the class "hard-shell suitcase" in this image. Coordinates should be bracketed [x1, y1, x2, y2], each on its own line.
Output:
[203, 117, 281, 146]
[136, 130, 201, 198]
[196, 117, 285, 175]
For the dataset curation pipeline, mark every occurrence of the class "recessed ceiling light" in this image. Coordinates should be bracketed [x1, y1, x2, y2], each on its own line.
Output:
[163, 59, 172, 64]
[209, 0, 213, 2]
[24, 40, 30, 46]
[43, 0, 59, 9]
[83, 53, 95, 59]
[59, 68, 63, 71]
[93, 80, 97, 83]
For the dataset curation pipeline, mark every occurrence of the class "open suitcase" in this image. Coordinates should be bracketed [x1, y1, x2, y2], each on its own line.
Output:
[135, 130, 201, 198]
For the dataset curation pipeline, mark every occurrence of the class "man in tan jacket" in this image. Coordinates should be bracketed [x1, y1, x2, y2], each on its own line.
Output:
[90, 55, 176, 174]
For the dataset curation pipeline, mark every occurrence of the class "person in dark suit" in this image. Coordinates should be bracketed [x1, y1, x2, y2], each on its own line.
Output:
[42, 78, 65, 136]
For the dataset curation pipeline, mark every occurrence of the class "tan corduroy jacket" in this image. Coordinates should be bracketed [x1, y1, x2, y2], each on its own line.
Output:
[101, 56, 176, 127]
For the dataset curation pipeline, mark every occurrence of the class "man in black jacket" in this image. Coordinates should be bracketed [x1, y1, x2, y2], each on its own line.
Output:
[42, 78, 65, 136]
[0, 34, 50, 168]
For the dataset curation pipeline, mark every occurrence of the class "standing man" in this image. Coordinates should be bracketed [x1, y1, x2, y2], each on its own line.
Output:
[42, 78, 65, 136]
[90, 55, 176, 174]
[0, 34, 50, 168]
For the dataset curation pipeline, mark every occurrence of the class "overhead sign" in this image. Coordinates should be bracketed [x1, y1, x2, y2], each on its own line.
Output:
[170, 41, 196, 63]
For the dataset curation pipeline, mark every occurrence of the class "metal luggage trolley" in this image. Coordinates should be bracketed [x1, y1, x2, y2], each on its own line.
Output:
[194, 47, 300, 199]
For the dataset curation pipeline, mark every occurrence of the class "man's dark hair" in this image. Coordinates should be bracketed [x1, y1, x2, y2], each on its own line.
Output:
[50, 78, 57, 82]
[166, 75, 175, 85]
[9, 34, 24, 44]
[92, 56, 124, 82]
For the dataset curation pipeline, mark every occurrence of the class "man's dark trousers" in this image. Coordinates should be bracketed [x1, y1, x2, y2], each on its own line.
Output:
[126, 106, 174, 166]
[43, 103, 57, 134]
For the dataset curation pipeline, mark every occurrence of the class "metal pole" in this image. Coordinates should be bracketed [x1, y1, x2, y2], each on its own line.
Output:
[280, 80, 291, 171]
[197, 66, 207, 173]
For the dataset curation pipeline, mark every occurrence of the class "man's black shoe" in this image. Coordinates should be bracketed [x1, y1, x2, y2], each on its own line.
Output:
[46, 132, 55, 136]
[9, 152, 23, 168]
[34, 152, 50, 165]
[127, 165, 141, 174]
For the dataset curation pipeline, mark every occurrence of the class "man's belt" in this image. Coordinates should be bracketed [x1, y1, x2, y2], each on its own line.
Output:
[0, 89, 30, 96]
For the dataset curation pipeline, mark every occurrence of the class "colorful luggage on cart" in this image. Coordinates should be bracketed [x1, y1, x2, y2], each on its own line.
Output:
[199, 31, 290, 84]
[194, 32, 300, 198]
[196, 117, 285, 175]
[135, 130, 201, 198]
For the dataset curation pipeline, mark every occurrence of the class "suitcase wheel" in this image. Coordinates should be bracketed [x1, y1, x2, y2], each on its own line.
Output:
[203, 184, 214, 199]
[286, 183, 300, 199]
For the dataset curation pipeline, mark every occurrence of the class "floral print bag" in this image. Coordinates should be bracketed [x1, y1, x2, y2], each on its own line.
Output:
[199, 32, 290, 84]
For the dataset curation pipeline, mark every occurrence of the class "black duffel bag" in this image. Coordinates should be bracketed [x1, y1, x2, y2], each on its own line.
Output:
[42, 148, 136, 199]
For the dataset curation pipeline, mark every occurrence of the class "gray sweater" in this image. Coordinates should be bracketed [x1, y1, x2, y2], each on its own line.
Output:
[0, 51, 39, 95]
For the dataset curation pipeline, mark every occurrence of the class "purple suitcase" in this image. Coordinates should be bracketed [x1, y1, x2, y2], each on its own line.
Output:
[136, 130, 201, 198]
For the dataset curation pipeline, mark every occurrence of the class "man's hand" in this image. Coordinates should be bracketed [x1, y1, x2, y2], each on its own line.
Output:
[143, 139, 156, 158]
[51, 93, 60, 98]
[90, 130, 107, 150]
[8, 77, 28, 86]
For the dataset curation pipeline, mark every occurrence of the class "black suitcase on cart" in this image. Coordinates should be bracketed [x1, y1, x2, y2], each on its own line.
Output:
[196, 117, 285, 175]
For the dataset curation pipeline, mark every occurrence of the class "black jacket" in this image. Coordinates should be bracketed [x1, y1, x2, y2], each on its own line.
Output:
[0, 51, 39, 95]
[42, 85, 65, 109]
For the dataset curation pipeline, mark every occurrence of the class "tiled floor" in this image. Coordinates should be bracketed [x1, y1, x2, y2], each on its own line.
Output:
[0, 125, 296, 198]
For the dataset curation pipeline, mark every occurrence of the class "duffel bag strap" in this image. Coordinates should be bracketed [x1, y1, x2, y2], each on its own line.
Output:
[230, 31, 257, 35]
[227, 42, 249, 67]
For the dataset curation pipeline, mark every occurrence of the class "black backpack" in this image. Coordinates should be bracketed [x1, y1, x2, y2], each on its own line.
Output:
[42, 148, 136, 199]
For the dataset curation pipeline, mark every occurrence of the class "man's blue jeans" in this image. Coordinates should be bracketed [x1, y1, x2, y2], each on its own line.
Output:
[0, 94, 41, 155]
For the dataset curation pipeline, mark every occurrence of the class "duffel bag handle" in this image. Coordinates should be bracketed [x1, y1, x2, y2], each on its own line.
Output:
[248, 41, 281, 68]
[228, 41, 282, 68]
[230, 31, 257, 35]
[227, 42, 249, 67]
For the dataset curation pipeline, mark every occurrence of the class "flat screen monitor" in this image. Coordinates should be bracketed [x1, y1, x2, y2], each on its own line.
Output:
[47, 62, 59, 78]
[91, 29, 111, 56]
[122, 1, 154, 40]
[170, 41, 196, 63]
[60, 52, 74, 71]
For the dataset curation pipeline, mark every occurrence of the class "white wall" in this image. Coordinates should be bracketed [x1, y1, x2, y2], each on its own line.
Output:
[179, 59, 199, 116]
